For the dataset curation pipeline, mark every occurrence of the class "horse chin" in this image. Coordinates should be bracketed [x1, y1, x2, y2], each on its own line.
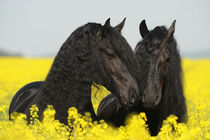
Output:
[142, 103, 159, 109]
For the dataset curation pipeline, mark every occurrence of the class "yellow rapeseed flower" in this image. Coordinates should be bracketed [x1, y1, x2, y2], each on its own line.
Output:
[0, 57, 209, 139]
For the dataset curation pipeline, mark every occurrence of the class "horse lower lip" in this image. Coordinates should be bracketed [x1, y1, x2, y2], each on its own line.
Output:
[142, 103, 157, 109]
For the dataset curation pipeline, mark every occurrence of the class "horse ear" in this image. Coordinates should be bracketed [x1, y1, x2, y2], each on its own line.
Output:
[114, 18, 126, 32]
[139, 19, 149, 38]
[160, 20, 176, 56]
[103, 18, 111, 34]
[165, 20, 176, 41]
[98, 18, 111, 39]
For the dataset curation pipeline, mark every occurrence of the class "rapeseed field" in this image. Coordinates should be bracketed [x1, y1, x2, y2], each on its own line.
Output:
[0, 57, 209, 139]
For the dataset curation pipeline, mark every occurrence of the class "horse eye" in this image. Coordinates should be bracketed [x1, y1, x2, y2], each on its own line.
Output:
[154, 49, 160, 54]
[107, 53, 114, 60]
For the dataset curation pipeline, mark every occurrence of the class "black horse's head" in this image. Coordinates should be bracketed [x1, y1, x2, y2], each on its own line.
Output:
[95, 18, 139, 107]
[135, 20, 176, 108]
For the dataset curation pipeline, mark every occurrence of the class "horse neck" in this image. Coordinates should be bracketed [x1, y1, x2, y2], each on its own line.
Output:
[40, 55, 104, 114]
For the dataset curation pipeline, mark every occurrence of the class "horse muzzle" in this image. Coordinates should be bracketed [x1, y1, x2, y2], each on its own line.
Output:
[142, 88, 162, 108]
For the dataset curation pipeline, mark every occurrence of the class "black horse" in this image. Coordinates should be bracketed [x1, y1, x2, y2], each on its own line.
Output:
[9, 18, 140, 125]
[97, 20, 187, 136]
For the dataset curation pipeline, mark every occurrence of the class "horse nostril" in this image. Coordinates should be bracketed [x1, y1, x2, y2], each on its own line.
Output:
[153, 96, 159, 105]
[142, 95, 146, 103]
[130, 94, 136, 104]
[129, 88, 138, 106]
